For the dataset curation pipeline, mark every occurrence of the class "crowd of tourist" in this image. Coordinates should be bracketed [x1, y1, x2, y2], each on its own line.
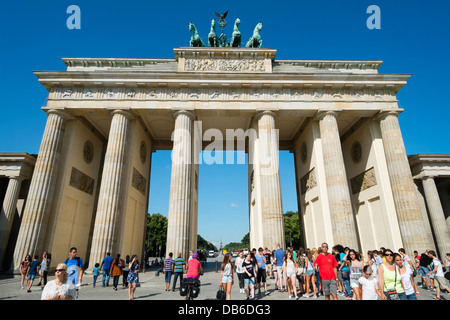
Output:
[17, 244, 450, 301]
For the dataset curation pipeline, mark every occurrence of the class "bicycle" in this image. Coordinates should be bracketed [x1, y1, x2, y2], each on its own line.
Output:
[180, 275, 202, 300]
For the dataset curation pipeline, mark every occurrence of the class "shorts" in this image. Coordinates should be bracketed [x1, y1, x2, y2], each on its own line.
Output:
[28, 273, 36, 281]
[287, 273, 296, 278]
[276, 266, 283, 274]
[257, 269, 267, 283]
[434, 276, 449, 289]
[164, 271, 172, 283]
[266, 264, 272, 274]
[337, 270, 343, 282]
[350, 280, 359, 288]
[221, 275, 233, 284]
[306, 269, 315, 276]
[244, 277, 255, 287]
[419, 266, 430, 278]
[321, 280, 337, 296]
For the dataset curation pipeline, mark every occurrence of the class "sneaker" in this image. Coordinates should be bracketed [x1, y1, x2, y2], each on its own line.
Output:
[295, 296, 299, 300]
[303, 294, 310, 298]
[415, 292, 420, 295]
[313, 295, 318, 299]
[289, 295, 292, 299]
[265, 290, 270, 295]
[434, 297, 441, 300]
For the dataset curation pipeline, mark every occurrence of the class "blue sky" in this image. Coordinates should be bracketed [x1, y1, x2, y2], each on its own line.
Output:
[1, 1, 449, 246]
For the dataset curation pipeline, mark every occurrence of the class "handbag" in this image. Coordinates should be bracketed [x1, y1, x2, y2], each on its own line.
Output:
[216, 286, 226, 300]
[341, 270, 350, 280]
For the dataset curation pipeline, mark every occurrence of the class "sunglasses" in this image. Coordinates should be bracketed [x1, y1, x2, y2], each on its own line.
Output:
[55, 269, 65, 272]
[385, 253, 393, 257]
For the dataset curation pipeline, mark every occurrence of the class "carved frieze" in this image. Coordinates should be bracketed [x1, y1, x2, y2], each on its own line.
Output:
[69, 167, 95, 195]
[51, 86, 397, 102]
[350, 167, 377, 194]
[300, 167, 317, 195]
[132, 167, 146, 196]
[184, 58, 266, 72]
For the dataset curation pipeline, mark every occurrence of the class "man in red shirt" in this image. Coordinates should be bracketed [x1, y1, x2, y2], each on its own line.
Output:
[313, 242, 338, 300]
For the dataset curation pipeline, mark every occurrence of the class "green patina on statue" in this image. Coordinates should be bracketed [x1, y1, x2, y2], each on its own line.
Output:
[189, 22, 205, 47]
[230, 18, 241, 47]
[208, 19, 220, 47]
[189, 12, 262, 48]
[245, 22, 263, 48]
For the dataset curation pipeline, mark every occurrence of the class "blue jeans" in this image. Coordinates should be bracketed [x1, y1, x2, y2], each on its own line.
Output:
[102, 269, 110, 287]
[113, 275, 120, 289]
[173, 272, 183, 289]
[406, 293, 417, 300]
[165, 271, 172, 283]
[93, 275, 98, 287]
[343, 278, 352, 296]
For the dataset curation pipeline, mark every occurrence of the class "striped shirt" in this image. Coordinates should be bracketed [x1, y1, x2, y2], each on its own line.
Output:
[164, 257, 174, 272]
[174, 257, 186, 273]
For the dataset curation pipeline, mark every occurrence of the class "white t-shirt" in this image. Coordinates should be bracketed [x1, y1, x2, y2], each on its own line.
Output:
[433, 258, 445, 277]
[358, 276, 378, 300]
[400, 268, 415, 295]
[235, 257, 244, 273]
[41, 280, 76, 300]
[402, 255, 413, 272]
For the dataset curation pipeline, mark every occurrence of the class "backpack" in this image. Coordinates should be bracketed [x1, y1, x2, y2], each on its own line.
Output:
[297, 255, 305, 268]
[64, 257, 82, 267]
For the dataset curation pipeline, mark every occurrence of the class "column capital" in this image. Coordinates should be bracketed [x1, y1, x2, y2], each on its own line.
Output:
[7, 175, 25, 182]
[109, 108, 133, 119]
[315, 109, 341, 121]
[421, 175, 437, 181]
[375, 109, 404, 121]
[44, 108, 71, 120]
[255, 110, 278, 120]
[173, 109, 196, 121]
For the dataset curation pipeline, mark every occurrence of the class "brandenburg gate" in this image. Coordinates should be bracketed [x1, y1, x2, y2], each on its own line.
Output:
[4, 44, 445, 272]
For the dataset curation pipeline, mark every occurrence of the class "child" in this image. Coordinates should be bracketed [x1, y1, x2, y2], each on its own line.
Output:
[93, 263, 100, 288]
[358, 265, 380, 300]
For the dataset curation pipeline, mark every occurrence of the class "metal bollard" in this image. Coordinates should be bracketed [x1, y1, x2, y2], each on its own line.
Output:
[215, 260, 218, 273]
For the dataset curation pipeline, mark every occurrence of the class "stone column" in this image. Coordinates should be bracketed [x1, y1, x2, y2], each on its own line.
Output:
[257, 111, 285, 250]
[377, 110, 433, 255]
[317, 110, 359, 249]
[88, 110, 131, 266]
[12, 109, 68, 270]
[421, 176, 450, 257]
[437, 185, 450, 233]
[0, 176, 23, 268]
[166, 110, 195, 260]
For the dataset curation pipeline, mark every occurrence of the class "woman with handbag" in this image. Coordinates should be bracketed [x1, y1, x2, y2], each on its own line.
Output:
[378, 249, 406, 300]
[110, 253, 125, 291]
[219, 253, 234, 300]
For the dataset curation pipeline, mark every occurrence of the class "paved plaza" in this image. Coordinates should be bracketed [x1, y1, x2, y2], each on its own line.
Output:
[0, 260, 446, 301]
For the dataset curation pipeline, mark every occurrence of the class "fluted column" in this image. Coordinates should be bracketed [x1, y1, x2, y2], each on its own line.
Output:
[12, 109, 68, 270]
[421, 176, 450, 258]
[257, 111, 285, 250]
[378, 110, 433, 254]
[317, 110, 359, 249]
[88, 110, 131, 266]
[0, 176, 23, 268]
[166, 110, 194, 260]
